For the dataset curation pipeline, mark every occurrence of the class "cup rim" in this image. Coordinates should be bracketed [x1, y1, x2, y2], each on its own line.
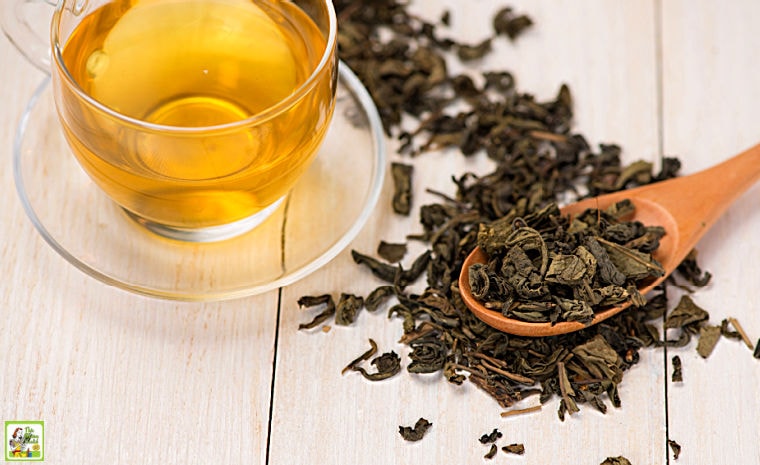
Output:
[50, 0, 337, 134]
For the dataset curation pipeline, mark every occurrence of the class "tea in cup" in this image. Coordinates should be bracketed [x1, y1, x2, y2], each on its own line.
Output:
[4, 0, 337, 241]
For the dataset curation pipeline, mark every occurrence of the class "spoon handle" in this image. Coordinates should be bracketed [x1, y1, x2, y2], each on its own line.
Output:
[635, 142, 760, 258]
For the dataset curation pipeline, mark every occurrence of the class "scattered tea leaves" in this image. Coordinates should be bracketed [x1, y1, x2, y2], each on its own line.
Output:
[300, 0, 726, 431]
[671, 355, 683, 382]
[668, 439, 682, 460]
[399, 418, 432, 442]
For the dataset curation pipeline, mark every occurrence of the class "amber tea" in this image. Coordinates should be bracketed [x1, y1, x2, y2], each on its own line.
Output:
[53, 0, 337, 238]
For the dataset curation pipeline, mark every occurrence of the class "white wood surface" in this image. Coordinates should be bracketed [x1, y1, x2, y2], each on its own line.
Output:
[1, 1, 758, 464]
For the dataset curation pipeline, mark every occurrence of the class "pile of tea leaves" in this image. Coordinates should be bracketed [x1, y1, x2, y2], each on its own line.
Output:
[299, 0, 740, 424]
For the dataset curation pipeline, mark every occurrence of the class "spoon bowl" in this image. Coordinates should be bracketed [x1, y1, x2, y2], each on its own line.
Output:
[459, 143, 760, 337]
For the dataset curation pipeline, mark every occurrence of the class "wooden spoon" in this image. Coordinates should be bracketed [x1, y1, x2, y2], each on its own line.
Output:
[459, 143, 760, 337]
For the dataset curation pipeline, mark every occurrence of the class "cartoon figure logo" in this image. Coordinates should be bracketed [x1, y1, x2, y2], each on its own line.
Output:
[4, 421, 44, 461]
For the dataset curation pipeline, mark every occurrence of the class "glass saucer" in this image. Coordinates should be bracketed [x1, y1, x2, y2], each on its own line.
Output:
[13, 64, 386, 301]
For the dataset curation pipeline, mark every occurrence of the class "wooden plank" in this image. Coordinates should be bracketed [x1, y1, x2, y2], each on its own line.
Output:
[661, 1, 760, 463]
[0, 30, 280, 465]
[271, 1, 666, 464]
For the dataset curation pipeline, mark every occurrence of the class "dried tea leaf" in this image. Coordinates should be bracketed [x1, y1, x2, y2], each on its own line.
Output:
[600, 458, 632, 465]
[407, 335, 447, 373]
[754, 338, 760, 359]
[378, 241, 408, 263]
[399, 418, 432, 442]
[484, 444, 497, 460]
[493, 6, 533, 40]
[335, 293, 365, 326]
[572, 335, 624, 384]
[478, 428, 503, 444]
[352, 250, 398, 282]
[671, 355, 683, 382]
[502, 443, 525, 455]
[456, 38, 492, 61]
[365, 286, 396, 312]
[668, 439, 682, 460]
[676, 249, 712, 286]
[392, 162, 413, 215]
[664, 295, 709, 329]
[696, 325, 721, 359]
[345, 339, 402, 381]
[297, 294, 336, 330]
[342, 338, 378, 374]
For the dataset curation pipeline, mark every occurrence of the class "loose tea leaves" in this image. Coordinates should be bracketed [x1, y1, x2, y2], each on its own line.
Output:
[304, 0, 723, 431]
[470, 200, 664, 324]
[399, 417, 432, 442]
[484, 444, 498, 459]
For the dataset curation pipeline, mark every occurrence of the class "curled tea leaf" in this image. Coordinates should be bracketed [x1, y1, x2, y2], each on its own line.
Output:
[478, 428, 503, 444]
[399, 417, 432, 442]
[493, 6, 533, 40]
[297, 294, 336, 330]
[344, 339, 402, 381]
[407, 335, 447, 373]
[342, 338, 378, 375]
[335, 293, 365, 326]
[365, 286, 396, 312]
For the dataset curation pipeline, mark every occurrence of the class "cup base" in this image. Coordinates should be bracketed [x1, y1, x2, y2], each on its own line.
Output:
[122, 196, 285, 242]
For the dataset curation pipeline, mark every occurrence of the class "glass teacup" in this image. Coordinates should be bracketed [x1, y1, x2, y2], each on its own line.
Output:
[3, 0, 337, 242]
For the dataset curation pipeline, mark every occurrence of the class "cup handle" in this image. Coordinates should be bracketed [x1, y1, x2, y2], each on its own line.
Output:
[1, 0, 57, 73]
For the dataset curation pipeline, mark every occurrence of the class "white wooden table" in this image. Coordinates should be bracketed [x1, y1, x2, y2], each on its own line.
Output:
[1, 1, 759, 464]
